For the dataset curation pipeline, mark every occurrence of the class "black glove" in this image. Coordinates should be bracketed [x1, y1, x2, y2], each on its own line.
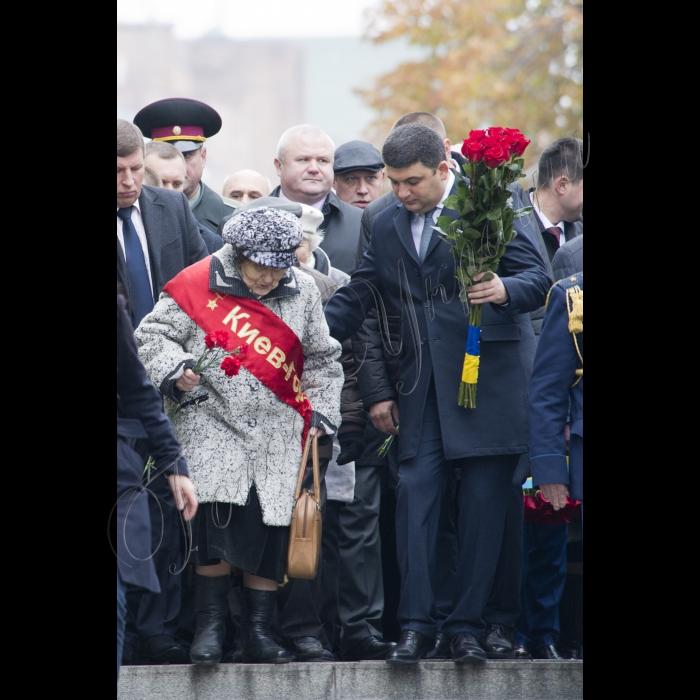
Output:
[336, 432, 365, 465]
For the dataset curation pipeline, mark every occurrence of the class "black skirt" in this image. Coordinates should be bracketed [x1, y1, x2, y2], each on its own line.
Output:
[191, 486, 289, 583]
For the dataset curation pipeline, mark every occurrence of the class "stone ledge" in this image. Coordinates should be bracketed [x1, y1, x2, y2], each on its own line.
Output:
[118, 660, 583, 700]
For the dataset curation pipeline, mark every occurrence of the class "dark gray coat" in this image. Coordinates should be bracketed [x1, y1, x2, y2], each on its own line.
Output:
[324, 195, 552, 462]
[270, 186, 363, 275]
[191, 181, 237, 233]
[117, 185, 209, 327]
[552, 235, 584, 280]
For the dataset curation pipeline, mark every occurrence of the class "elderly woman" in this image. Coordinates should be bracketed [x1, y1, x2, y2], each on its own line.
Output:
[135, 207, 343, 665]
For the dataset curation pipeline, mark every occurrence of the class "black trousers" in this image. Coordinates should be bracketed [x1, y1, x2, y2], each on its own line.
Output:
[395, 381, 522, 639]
[125, 473, 184, 641]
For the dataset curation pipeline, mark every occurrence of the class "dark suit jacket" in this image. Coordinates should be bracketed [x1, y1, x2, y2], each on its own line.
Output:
[191, 181, 237, 233]
[117, 296, 189, 591]
[324, 191, 552, 462]
[117, 185, 208, 327]
[528, 275, 583, 500]
[552, 235, 583, 281]
[270, 186, 363, 275]
[510, 184, 582, 335]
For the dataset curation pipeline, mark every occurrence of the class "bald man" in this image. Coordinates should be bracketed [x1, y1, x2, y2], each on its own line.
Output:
[270, 124, 362, 275]
[222, 170, 272, 204]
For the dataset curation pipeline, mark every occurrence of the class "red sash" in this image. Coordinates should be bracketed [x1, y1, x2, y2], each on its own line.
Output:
[163, 257, 312, 444]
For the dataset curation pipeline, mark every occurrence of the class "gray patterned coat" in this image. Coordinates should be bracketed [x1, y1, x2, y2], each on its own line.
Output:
[135, 245, 343, 526]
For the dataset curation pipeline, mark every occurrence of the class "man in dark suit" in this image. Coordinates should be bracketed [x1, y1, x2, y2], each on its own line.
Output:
[324, 124, 551, 665]
[133, 98, 239, 233]
[116, 118, 208, 663]
[117, 119, 208, 328]
[269, 124, 362, 275]
[510, 138, 584, 660]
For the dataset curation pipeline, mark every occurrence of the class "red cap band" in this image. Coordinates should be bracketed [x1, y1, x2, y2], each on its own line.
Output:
[151, 125, 205, 139]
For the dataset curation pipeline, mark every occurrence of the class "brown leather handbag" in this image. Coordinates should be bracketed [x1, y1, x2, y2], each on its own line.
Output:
[286, 434, 322, 580]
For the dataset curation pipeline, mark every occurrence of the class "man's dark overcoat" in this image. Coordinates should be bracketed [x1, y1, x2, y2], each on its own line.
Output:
[116, 185, 208, 327]
[191, 181, 237, 233]
[116, 296, 189, 591]
[324, 194, 552, 463]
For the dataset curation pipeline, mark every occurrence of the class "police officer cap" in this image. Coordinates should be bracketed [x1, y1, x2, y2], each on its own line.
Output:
[333, 140, 384, 175]
[133, 98, 222, 154]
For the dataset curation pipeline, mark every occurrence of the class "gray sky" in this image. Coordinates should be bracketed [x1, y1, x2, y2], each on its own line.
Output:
[117, 0, 382, 39]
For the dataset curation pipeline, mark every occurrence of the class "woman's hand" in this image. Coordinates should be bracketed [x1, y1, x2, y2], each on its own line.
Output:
[167, 474, 198, 520]
[175, 369, 200, 392]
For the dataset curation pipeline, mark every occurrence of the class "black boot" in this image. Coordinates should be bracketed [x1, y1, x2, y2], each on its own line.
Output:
[241, 588, 292, 664]
[190, 574, 231, 665]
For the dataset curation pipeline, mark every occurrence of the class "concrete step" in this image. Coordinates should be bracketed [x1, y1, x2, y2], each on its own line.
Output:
[118, 660, 583, 700]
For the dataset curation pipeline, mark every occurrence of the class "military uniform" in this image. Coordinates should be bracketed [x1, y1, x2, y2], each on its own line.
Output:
[528, 273, 584, 501]
[134, 97, 239, 234]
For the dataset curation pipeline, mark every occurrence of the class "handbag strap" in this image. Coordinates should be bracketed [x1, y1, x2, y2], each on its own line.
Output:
[292, 433, 321, 500]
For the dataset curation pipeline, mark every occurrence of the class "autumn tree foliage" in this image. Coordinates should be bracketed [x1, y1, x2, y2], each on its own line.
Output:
[360, 0, 583, 163]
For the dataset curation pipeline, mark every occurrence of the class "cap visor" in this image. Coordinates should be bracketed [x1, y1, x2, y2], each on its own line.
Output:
[173, 141, 203, 154]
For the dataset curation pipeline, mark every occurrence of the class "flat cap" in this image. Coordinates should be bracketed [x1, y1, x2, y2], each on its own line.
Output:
[333, 140, 384, 175]
[222, 207, 303, 269]
[133, 98, 222, 154]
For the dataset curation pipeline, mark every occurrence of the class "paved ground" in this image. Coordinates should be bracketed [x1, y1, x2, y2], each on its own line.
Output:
[118, 659, 583, 699]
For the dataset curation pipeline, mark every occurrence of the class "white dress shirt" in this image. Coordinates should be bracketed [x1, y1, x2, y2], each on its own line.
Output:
[411, 170, 456, 255]
[116, 199, 154, 295]
[531, 198, 566, 245]
[279, 190, 327, 211]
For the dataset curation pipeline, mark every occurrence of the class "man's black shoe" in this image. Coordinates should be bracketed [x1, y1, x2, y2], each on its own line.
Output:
[289, 636, 323, 661]
[514, 644, 530, 659]
[386, 630, 434, 664]
[143, 634, 187, 664]
[424, 632, 451, 660]
[450, 633, 487, 665]
[482, 623, 516, 659]
[343, 635, 397, 661]
[557, 642, 583, 659]
[531, 644, 563, 659]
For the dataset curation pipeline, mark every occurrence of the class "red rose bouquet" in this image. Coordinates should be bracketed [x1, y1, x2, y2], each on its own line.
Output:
[436, 126, 532, 408]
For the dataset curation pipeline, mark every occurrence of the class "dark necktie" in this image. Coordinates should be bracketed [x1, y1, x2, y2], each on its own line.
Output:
[418, 207, 438, 261]
[117, 207, 154, 326]
[546, 226, 562, 246]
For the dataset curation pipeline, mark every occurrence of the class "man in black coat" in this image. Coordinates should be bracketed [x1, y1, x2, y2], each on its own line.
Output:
[270, 124, 362, 275]
[117, 118, 207, 663]
[324, 125, 551, 665]
[117, 294, 198, 680]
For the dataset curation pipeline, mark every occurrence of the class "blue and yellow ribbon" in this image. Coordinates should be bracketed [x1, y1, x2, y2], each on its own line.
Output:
[461, 324, 481, 384]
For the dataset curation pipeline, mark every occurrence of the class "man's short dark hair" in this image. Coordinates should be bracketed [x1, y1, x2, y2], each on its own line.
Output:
[391, 112, 446, 138]
[145, 140, 186, 164]
[382, 124, 446, 170]
[117, 119, 144, 157]
[537, 138, 584, 189]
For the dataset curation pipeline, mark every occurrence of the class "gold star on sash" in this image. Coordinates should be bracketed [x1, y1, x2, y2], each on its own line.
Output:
[206, 299, 218, 310]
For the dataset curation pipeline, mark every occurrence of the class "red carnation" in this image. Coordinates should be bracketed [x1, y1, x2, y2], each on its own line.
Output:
[461, 138, 486, 163]
[213, 331, 230, 349]
[237, 343, 249, 355]
[221, 356, 242, 377]
[483, 145, 510, 169]
[204, 332, 217, 349]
